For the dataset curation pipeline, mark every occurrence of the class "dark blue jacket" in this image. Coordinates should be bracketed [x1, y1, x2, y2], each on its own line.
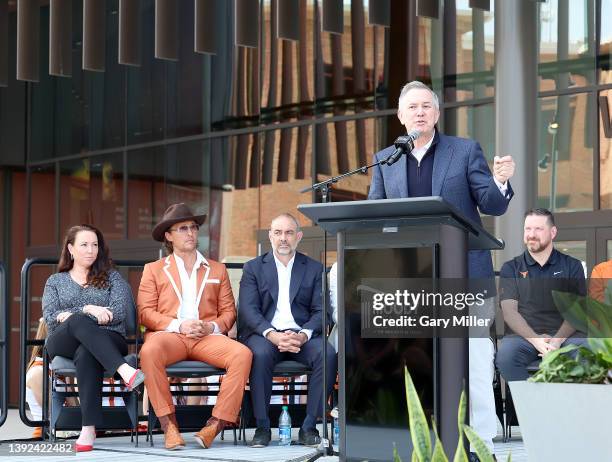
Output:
[368, 132, 514, 278]
[237, 251, 324, 341]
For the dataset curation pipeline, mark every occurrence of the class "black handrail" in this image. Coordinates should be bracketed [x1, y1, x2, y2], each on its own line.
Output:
[0, 261, 8, 427]
[19, 258, 150, 428]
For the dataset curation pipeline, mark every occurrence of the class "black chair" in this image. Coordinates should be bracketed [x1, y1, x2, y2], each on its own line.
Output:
[46, 299, 141, 445]
[146, 360, 239, 446]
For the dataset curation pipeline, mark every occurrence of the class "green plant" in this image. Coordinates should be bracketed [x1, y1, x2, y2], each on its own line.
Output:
[529, 291, 612, 384]
[393, 367, 510, 462]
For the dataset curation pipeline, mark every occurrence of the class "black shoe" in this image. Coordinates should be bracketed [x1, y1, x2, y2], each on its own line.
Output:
[250, 427, 271, 448]
[298, 427, 321, 447]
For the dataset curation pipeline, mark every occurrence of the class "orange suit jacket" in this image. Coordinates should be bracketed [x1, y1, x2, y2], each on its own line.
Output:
[137, 253, 236, 340]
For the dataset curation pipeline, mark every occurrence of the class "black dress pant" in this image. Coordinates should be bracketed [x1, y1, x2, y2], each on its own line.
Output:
[46, 313, 128, 426]
[246, 334, 337, 428]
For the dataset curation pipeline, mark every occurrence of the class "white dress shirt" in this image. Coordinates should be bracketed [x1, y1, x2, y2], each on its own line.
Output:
[262, 254, 313, 341]
[411, 132, 509, 197]
[165, 251, 220, 334]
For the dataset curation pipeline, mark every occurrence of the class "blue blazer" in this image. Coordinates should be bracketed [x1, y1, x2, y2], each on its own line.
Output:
[368, 132, 514, 278]
[237, 251, 324, 341]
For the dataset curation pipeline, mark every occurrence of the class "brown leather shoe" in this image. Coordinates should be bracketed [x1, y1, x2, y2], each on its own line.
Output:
[159, 414, 185, 450]
[193, 416, 229, 449]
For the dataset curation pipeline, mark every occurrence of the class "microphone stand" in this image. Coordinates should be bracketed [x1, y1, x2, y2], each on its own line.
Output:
[299, 152, 403, 455]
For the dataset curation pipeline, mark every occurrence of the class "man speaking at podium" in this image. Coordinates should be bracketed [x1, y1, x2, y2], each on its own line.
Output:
[368, 81, 515, 459]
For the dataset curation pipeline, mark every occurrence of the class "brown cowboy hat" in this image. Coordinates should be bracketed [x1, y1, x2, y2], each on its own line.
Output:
[152, 203, 207, 242]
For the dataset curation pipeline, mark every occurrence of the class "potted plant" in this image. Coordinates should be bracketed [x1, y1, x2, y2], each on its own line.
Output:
[509, 291, 612, 461]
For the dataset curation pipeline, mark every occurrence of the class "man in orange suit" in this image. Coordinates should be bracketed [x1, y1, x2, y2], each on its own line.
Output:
[138, 203, 252, 450]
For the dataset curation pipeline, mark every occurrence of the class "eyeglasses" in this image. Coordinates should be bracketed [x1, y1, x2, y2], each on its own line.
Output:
[169, 224, 200, 234]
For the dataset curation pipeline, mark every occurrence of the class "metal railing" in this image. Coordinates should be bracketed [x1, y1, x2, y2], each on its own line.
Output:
[19, 258, 149, 428]
[0, 261, 8, 427]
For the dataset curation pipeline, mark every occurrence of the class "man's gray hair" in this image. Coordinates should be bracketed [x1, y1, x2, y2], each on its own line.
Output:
[270, 213, 301, 232]
[398, 80, 440, 110]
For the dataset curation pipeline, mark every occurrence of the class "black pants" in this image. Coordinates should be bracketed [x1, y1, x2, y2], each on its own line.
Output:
[246, 334, 337, 428]
[46, 313, 128, 426]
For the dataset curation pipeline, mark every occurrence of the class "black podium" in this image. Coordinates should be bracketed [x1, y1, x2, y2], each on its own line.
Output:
[299, 197, 503, 462]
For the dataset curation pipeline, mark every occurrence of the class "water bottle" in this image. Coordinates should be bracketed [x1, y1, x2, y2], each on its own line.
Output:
[333, 416, 339, 443]
[278, 405, 292, 446]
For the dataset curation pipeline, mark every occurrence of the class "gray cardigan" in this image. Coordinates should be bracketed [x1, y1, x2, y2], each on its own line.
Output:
[42, 270, 134, 337]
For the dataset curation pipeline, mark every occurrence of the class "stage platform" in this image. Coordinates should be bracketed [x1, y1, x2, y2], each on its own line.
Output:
[0, 409, 325, 462]
[0, 409, 526, 461]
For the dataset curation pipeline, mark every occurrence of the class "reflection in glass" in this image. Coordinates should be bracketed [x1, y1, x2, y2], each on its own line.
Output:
[316, 119, 374, 202]
[344, 247, 434, 461]
[555, 240, 587, 276]
[29, 164, 57, 246]
[537, 94, 593, 212]
[600, 0, 612, 83]
[31, 2, 126, 161]
[126, 142, 209, 246]
[441, 104, 495, 162]
[443, 0, 495, 102]
[127, 147, 165, 240]
[319, 0, 376, 113]
[259, 128, 313, 227]
[600, 90, 612, 209]
[538, 0, 596, 91]
[59, 154, 125, 240]
[416, 15, 443, 97]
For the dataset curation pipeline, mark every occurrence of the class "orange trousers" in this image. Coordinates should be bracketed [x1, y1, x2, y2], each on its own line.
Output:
[140, 332, 252, 423]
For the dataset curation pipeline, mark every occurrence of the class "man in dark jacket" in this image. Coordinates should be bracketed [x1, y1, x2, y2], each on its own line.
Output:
[238, 213, 337, 448]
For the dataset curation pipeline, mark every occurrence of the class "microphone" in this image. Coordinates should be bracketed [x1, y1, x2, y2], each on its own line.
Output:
[385, 130, 421, 166]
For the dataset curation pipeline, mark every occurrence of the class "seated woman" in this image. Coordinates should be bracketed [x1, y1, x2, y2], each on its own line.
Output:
[42, 224, 145, 452]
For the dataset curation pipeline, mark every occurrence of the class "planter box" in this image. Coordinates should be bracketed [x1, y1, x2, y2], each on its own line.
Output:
[509, 381, 612, 462]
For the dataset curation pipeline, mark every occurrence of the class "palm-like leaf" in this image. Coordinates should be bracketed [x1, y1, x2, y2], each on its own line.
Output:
[463, 425, 495, 462]
[452, 390, 469, 462]
[404, 366, 432, 461]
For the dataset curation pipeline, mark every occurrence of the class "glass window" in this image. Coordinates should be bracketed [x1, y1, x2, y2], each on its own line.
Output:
[126, 2, 164, 145]
[261, 0, 315, 116]
[539, 0, 596, 91]
[443, 0, 495, 102]
[416, 15, 443, 97]
[29, 164, 57, 246]
[537, 93, 594, 212]
[318, 0, 376, 112]
[600, 89, 612, 209]
[600, 0, 612, 84]
[317, 117, 376, 182]
[441, 103, 496, 162]
[31, 2, 126, 161]
[126, 146, 165, 241]
[126, 141, 209, 251]
[210, 133, 261, 261]
[59, 153, 125, 240]
[555, 240, 588, 277]
[258, 127, 313, 240]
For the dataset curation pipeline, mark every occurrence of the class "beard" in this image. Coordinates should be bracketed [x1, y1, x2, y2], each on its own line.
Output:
[275, 243, 294, 255]
[525, 239, 549, 253]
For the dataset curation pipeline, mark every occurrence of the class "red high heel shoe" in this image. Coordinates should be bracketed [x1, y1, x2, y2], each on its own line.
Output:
[75, 443, 93, 452]
[125, 369, 145, 392]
